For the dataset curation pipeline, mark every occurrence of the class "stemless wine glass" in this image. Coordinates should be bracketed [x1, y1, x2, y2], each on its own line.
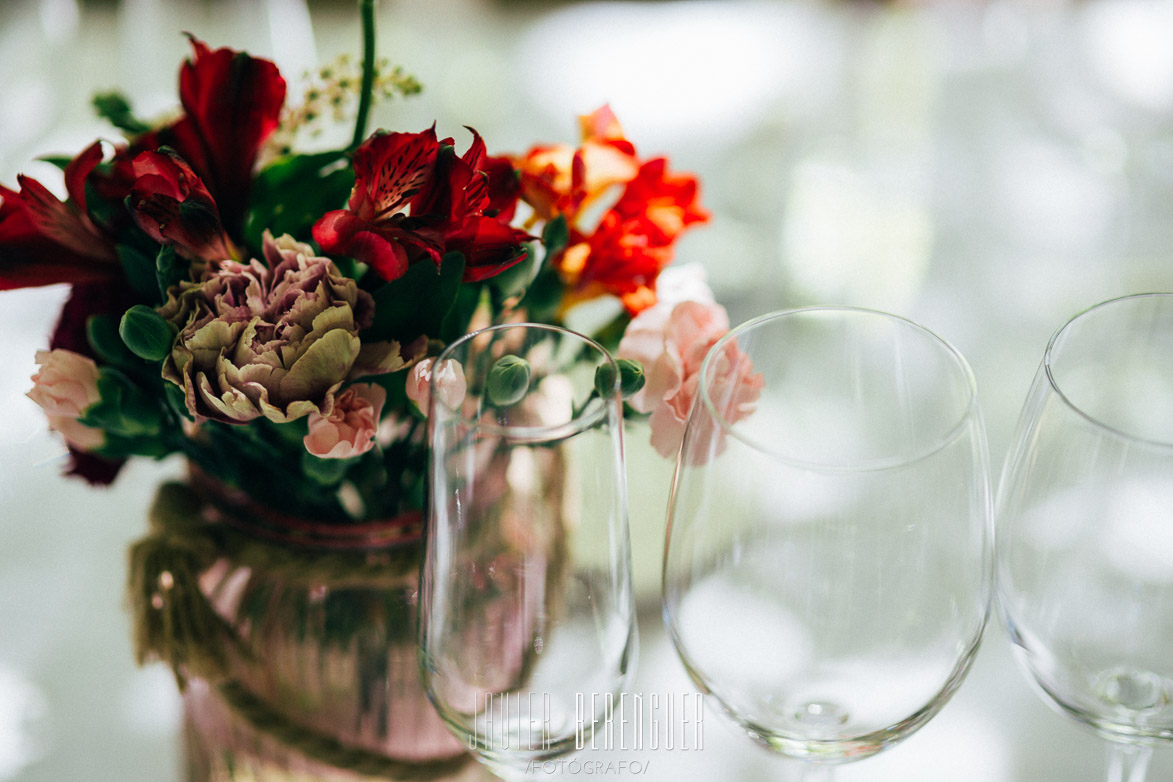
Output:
[419, 323, 636, 781]
[997, 293, 1173, 782]
[663, 307, 992, 780]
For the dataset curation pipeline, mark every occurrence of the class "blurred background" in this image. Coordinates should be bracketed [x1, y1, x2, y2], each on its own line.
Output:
[3, 0, 1173, 779]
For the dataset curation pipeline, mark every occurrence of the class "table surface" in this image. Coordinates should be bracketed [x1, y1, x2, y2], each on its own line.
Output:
[4, 0, 1173, 779]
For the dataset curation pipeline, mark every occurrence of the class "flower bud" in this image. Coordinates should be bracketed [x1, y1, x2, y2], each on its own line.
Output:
[120, 305, 176, 362]
[595, 358, 646, 400]
[617, 358, 646, 398]
[487, 355, 531, 407]
[594, 362, 617, 399]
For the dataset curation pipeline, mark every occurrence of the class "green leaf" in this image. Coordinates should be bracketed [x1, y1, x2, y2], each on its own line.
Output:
[92, 91, 152, 134]
[95, 432, 173, 460]
[366, 252, 466, 343]
[440, 282, 485, 344]
[118, 244, 161, 302]
[163, 381, 192, 421]
[85, 182, 131, 236]
[81, 369, 164, 438]
[245, 151, 355, 250]
[155, 245, 188, 299]
[86, 314, 139, 369]
[120, 305, 176, 362]
[300, 451, 351, 485]
[36, 155, 73, 171]
[541, 214, 569, 255]
[519, 264, 564, 323]
[334, 256, 360, 280]
[488, 246, 538, 300]
[592, 312, 632, 354]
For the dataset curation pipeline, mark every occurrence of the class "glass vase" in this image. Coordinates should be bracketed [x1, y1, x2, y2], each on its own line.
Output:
[131, 479, 487, 781]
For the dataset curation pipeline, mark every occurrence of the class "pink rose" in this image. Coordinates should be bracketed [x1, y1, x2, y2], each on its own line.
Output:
[303, 383, 387, 459]
[47, 415, 105, 452]
[405, 358, 467, 415]
[677, 335, 765, 466]
[27, 349, 101, 419]
[619, 294, 761, 461]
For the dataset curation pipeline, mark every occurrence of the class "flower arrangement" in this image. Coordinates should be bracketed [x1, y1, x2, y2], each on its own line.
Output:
[4, 14, 730, 528]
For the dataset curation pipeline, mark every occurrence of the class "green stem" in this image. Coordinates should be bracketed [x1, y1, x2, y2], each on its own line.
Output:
[352, 0, 378, 148]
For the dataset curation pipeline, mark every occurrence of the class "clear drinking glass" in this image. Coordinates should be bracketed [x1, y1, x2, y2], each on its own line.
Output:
[663, 307, 992, 780]
[419, 323, 636, 781]
[997, 293, 1173, 782]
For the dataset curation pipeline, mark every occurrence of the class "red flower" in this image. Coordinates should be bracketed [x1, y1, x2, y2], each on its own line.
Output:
[559, 158, 709, 312]
[559, 212, 673, 314]
[481, 154, 522, 223]
[91, 37, 286, 241]
[167, 36, 285, 237]
[515, 106, 709, 315]
[516, 106, 638, 224]
[0, 142, 118, 291]
[129, 149, 235, 262]
[313, 127, 530, 283]
[610, 158, 709, 244]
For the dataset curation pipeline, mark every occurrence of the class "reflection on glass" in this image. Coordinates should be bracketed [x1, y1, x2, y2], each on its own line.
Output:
[998, 293, 1173, 782]
[420, 323, 636, 781]
[664, 307, 992, 781]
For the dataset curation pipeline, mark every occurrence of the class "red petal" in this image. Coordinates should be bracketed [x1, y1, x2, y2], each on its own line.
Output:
[176, 36, 286, 236]
[0, 187, 115, 290]
[448, 215, 531, 282]
[482, 155, 521, 222]
[459, 126, 487, 173]
[64, 447, 125, 486]
[312, 210, 358, 254]
[351, 127, 440, 219]
[16, 176, 113, 261]
[64, 140, 104, 215]
[349, 230, 411, 282]
[130, 149, 231, 260]
[50, 280, 137, 356]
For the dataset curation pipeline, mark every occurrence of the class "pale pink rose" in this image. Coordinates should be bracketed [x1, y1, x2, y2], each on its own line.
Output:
[619, 294, 761, 460]
[676, 337, 765, 466]
[405, 358, 468, 415]
[303, 383, 387, 459]
[27, 349, 101, 419]
[618, 265, 719, 415]
[47, 415, 105, 452]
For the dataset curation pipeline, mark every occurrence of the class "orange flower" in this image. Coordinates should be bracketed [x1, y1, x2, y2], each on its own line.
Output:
[514, 106, 708, 315]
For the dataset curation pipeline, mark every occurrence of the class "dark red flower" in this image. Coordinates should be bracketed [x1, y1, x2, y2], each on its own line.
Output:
[447, 215, 530, 282]
[90, 38, 286, 241]
[129, 149, 235, 262]
[166, 36, 285, 238]
[63, 450, 126, 486]
[0, 142, 118, 291]
[314, 127, 443, 280]
[314, 127, 530, 283]
[417, 129, 530, 278]
[482, 154, 522, 223]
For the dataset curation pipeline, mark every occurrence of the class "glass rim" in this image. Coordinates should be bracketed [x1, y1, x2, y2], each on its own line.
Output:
[1043, 292, 1173, 449]
[698, 305, 981, 472]
[431, 321, 621, 439]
